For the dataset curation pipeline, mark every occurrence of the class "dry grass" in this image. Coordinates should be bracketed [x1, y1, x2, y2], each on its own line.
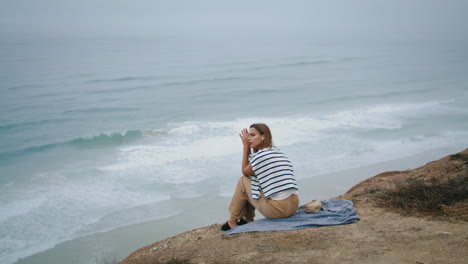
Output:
[165, 258, 192, 264]
[450, 152, 468, 162]
[370, 173, 467, 216]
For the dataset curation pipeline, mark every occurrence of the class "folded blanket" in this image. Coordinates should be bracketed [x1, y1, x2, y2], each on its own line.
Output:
[223, 199, 359, 235]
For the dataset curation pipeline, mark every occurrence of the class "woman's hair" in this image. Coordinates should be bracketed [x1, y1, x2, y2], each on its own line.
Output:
[250, 123, 273, 150]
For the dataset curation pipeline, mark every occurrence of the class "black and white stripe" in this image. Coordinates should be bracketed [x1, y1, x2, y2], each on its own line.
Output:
[249, 147, 298, 200]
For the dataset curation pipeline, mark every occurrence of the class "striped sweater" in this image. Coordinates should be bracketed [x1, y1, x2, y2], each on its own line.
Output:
[249, 147, 298, 200]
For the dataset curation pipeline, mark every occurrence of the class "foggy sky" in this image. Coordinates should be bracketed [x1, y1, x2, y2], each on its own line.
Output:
[1, 0, 467, 39]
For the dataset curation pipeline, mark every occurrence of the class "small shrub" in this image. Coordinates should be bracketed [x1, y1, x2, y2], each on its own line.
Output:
[450, 153, 468, 162]
[375, 174, 468, 214]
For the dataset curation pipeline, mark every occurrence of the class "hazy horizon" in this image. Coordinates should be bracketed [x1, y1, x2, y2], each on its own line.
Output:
[1, 0, 467, 41]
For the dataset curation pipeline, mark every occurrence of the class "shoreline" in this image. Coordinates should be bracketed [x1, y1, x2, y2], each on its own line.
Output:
[14, 146, 463, 264]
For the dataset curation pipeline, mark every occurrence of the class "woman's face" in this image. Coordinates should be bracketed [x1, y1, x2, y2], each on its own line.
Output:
[248, 127, 263, 149]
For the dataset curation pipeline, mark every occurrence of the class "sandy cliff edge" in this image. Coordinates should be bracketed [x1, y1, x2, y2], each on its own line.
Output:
[121, 149, 467, 264]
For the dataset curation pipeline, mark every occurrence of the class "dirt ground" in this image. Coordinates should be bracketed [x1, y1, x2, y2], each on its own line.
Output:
[121, 149, 467, 264]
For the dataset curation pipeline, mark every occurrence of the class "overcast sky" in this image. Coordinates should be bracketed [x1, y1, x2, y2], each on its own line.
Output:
[1, 0, 467, 39]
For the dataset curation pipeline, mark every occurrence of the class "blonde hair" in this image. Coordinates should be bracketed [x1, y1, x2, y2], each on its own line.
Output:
[250, 123, 273, 151]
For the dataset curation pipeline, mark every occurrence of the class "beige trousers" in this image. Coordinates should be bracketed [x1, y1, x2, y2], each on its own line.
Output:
[228, 176, 299, 220]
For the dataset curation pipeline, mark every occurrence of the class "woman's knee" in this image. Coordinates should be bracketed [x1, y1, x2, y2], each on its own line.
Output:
[239, 175, 251, 190]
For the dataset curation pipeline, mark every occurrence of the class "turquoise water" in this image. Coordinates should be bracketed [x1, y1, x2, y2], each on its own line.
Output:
[1, 35, 467, 264]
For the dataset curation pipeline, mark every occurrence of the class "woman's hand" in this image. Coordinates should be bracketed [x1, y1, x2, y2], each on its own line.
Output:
[239, 128, 249, 148]
[239, 128, 254, 176]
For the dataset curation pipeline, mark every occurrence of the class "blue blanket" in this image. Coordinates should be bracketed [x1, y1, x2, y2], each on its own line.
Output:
[223, 199, 359, 235]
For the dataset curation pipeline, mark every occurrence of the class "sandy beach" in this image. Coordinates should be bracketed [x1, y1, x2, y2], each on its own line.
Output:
[14, 146, 464, 264]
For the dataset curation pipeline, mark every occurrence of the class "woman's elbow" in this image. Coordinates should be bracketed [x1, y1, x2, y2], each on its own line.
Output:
[242, 166, 254, 176]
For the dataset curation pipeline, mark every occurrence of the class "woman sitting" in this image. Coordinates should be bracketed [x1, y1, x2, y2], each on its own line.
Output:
[221, 123, 299, 231]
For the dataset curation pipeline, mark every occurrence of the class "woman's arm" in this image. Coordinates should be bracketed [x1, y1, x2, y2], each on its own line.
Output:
[239, 128, 254, 176]
[241, 145, 254, 176]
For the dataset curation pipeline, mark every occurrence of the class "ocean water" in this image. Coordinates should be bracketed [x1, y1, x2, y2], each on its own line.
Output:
[1, 35, 467, 264]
